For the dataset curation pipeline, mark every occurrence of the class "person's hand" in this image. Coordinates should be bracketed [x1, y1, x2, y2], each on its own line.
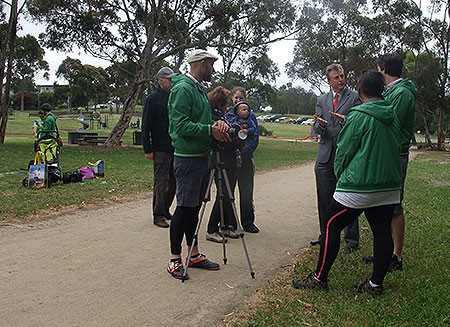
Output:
[329, 111, 345, 123]
[243, 129, 248, 135]
[211, 124, 231, 142]
[145, 153, 154, 161]
[214, 120, 229, 133]
[313, 115, 328, 127]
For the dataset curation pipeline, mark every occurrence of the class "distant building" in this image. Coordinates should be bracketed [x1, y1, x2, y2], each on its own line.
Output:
[37, 85, 54, 93]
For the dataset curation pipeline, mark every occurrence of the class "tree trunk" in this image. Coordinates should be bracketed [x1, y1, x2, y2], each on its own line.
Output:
[420, 107, 434, 149]
[104, 69, 145, 147]
[436, 93, 446, 150]
[0, 0, 18, 144]
[20, 81, 24, 111]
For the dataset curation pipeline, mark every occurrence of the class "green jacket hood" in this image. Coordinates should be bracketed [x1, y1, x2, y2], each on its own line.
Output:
[393, 78, 419, 99]
[350, 99, 396, 125]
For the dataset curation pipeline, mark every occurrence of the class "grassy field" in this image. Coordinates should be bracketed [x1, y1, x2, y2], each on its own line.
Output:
[0, 111, 318, 220]
[226, 151, 450, 327]
[258, 122, 313, 139]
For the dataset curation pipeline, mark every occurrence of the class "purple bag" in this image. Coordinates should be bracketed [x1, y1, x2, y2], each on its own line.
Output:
[78, 166, 95, 179]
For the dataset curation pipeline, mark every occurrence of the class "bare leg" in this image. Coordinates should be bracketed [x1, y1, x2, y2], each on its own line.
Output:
[391, 213, 405, 258]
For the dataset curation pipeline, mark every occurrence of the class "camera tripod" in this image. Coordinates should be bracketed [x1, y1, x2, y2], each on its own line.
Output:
[182, 151, 255, 282]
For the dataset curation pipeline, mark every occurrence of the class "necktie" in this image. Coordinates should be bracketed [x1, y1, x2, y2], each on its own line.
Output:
[333, 93, 339, 112]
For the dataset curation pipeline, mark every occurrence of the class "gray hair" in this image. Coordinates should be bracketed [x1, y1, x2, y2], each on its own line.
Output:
[325, 63, 344, 80]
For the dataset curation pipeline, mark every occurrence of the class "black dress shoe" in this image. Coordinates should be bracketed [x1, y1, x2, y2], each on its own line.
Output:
[154, 217, 169, 228]
[244, 224, 259, 233]
[310, 239, 320, 246]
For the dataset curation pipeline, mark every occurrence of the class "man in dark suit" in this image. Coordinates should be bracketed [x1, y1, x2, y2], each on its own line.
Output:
[311, 63, 361, 252]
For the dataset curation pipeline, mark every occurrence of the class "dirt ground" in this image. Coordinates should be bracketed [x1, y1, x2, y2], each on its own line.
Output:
[0, 162, 318, 327]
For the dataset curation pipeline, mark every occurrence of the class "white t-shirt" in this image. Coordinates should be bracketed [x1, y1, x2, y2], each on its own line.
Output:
[333, 190, 400, 209]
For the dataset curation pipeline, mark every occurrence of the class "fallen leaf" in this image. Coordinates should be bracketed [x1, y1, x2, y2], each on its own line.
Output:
[297, 300, 312, 307]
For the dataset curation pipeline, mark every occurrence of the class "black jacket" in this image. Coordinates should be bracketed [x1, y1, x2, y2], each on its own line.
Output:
[142, 87, 174, 154]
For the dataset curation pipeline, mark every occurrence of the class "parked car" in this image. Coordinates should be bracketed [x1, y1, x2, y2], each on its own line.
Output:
[257, 115, 270, 121]
[267, 114, 283, 122]
[275, 116, 293, 124]
[293, 116, 309, 124]
[301, 118, 315, 125]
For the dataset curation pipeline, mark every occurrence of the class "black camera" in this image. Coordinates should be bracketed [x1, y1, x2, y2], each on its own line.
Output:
[210, 121, 247, 152]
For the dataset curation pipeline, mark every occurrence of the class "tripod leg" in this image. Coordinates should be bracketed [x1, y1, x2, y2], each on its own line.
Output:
[221, 167, 255, 279]
[182, 168, 215, 283]
[216, 164, 228, 265]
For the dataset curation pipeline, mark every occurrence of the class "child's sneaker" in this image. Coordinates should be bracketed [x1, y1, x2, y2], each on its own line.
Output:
[168, 259, 188, 280]
[292, 272, 328, 291]
[354, 279, 383, 297]
[187, 254, 220, 270]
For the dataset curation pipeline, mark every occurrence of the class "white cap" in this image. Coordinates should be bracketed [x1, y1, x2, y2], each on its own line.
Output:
[187, 49, 218, 64]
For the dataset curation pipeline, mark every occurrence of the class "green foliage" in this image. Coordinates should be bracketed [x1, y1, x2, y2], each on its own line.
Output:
[57, 57, 109, 108]
[287, 0, 382, 92]
[12, 91, 34, 109]
[13, 34, 49, 84]
[268, 84, 317, 115]
[231, 151, 450, 327]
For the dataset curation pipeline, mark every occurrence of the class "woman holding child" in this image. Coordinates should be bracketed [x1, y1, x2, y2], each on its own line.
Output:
[205, 86, 260, 243]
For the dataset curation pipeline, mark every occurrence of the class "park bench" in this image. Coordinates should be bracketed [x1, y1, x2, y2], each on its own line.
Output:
[78, 135, 108, 145]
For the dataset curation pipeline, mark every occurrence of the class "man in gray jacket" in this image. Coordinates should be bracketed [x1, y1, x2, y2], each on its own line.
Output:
[311, 63, 361, 252]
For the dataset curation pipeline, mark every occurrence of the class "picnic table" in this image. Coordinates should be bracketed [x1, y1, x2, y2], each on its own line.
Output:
[78, 135, 109, 145]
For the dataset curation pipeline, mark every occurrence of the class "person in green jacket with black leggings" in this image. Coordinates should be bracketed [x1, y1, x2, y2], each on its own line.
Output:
[293, 70, 402, 297]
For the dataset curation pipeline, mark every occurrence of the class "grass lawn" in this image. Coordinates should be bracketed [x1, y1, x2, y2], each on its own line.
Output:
[6, 110, 142, 145]
[226, 151, 450, 327]
[0, 112, 318, 220]
[258, 122, 312, 139]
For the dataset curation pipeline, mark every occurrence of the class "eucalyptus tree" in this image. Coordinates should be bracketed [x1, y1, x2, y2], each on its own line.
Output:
[213, 0, 296, 86]
[57, 57, 109, 109]
[27, 0, 240, 146]
[0, 0, 27, 144]
[286, 0, 383, 93]
[13, 34, 49, 111]
[374, 0, 450, 150]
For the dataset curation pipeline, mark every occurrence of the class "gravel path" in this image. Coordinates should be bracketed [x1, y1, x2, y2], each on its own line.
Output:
[0, 162, 318, 327]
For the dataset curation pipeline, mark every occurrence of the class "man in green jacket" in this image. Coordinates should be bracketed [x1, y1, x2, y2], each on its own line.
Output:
[166, 49, 230, 280]
[373, 53, 418, 271]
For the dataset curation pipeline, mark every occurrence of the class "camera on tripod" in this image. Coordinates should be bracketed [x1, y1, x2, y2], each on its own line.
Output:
[211, 120, 247, 152]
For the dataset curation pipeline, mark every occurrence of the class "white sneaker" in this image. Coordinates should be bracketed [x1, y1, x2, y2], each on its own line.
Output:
[206, 232, 227, 243]
[223, 229, 240, 239]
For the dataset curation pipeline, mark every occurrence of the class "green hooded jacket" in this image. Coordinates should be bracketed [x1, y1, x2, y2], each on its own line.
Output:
[383, 78, 418, 155]
[40, 112, 57, 137]
[168, 75, 214, 157]
[335, 99, 402, 193]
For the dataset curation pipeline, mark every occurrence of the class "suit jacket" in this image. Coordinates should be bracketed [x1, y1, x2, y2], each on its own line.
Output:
[313, 87, 361, 163]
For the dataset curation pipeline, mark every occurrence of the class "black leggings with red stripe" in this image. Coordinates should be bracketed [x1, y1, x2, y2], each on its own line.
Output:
[170, 206, 201, 255]
[315, 199, 394, 285]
